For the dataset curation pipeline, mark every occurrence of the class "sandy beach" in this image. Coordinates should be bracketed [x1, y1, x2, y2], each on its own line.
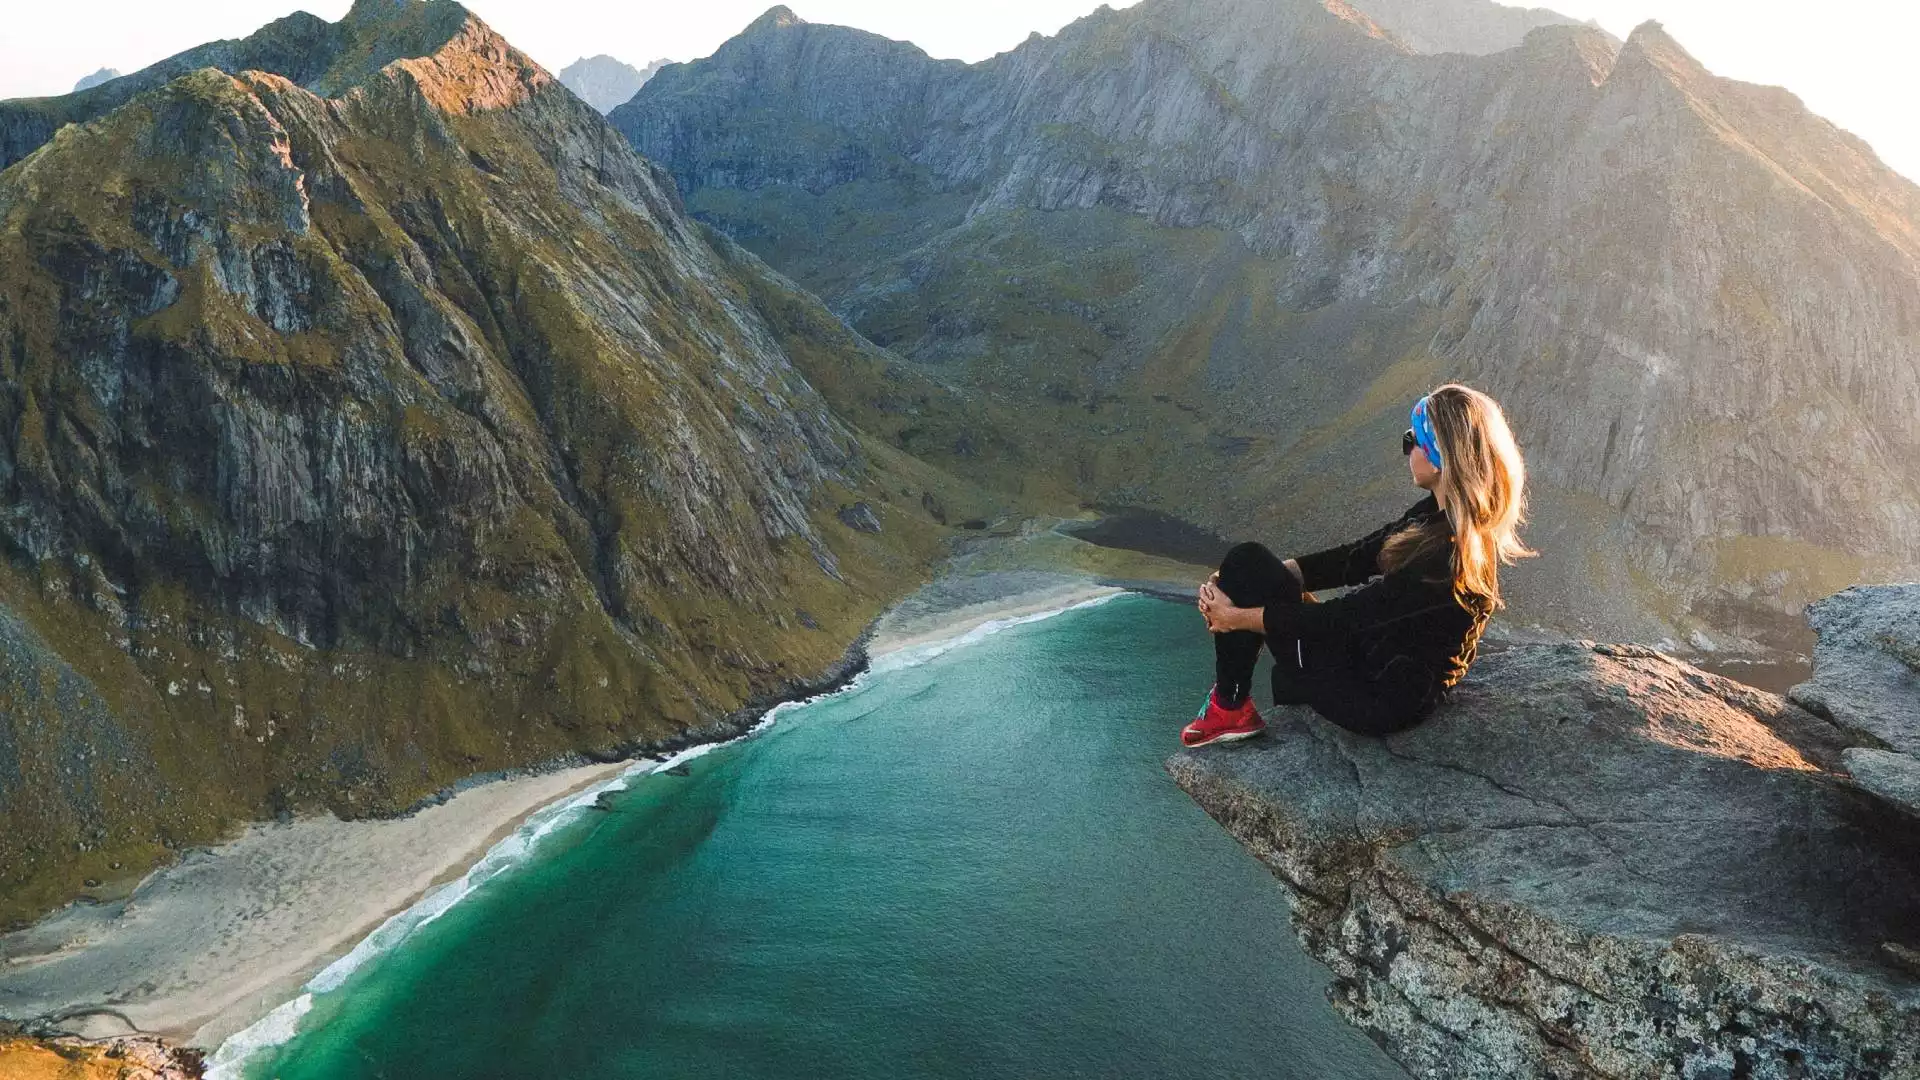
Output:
[0, 760, 633, 1049]
[867, 571, 1129, 659]
[0, 560, 1163, 1056]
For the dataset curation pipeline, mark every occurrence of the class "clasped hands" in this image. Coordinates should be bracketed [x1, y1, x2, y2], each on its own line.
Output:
[1197, 572, 1262, 634]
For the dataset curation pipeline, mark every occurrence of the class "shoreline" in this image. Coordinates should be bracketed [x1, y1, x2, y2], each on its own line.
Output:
[0, 569, 1143, 1063]
[0, 759, 635, 1050]
[181, 759, 638, 1048]
[867, 576, 1129, 659]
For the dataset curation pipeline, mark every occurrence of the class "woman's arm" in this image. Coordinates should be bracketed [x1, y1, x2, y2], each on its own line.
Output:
[1291, 496, 1438, 591]
[1202, 569, 1453, 641]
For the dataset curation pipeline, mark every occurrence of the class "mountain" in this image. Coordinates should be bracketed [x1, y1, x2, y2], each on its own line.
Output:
[71, 68, 121, 93]
[5, 6, 403, 172]
[614, 0, 1920, 650]
[0, 0, 1034, 924]
[1352, 0, 1606, 54]
[558, 54, 669, 113]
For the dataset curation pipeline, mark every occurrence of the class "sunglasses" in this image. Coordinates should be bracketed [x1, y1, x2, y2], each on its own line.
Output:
[1402, 429, 1417, 456]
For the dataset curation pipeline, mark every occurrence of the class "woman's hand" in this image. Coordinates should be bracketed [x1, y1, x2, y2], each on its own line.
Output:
[1197, 575, 1259, 634]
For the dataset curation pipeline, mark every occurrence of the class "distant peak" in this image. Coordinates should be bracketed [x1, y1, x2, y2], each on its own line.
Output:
[72, 67, 122, 93]
[746, 5, 806, 33]
[340, 0, 461, 32]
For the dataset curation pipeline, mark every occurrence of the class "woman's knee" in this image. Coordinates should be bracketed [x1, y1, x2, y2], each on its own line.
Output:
[1219, 541, 1282, 583]
[1221, 541, 1275, 568]
[1218, 541, 1288, 604]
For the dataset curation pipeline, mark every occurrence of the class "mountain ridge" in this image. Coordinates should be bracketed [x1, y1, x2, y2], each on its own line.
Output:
[0, 0, 540, 172]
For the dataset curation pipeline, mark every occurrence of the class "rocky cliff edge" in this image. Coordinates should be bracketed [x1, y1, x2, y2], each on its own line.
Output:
[1170, 583, 1920, 1078]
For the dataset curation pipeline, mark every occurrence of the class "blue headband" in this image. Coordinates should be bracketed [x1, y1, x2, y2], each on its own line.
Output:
[1411, 396, 1443, 470]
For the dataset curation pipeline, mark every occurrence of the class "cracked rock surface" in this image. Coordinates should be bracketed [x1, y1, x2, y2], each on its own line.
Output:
[1790, 584, 1920, 822]
[1170, 633, 1920, 1079]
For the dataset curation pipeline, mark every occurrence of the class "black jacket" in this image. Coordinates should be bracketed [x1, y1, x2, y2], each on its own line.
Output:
[1262, 494, 1492, 724]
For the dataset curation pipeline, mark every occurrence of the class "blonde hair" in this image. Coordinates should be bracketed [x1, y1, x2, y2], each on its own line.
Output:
[1378, 383, 1536, 610]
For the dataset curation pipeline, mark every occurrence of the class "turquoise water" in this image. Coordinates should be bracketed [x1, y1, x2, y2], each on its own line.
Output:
[234, 594, 1406, 1079]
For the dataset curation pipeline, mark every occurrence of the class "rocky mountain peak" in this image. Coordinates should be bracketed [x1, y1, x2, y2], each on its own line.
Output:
[1349, 0, 1611, 56]
[745, 5, 807, 34]
[1614, 18, 1708, 83]
[1515, 22, 1619, 86]
[345, 0, 423, 20]
[1318, 0, 1405, 47]
[1603, 16, 1920, 254]
[308, 0, 503, 99]
[363, 8, 556, 114]
[710, 4, 889, 65]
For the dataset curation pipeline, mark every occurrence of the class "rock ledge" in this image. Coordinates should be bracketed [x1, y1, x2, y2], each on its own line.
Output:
[1171, 588, 1920, 1079]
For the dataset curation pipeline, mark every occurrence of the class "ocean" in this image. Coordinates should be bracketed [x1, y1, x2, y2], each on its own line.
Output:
[214, 592, 1407, 1080]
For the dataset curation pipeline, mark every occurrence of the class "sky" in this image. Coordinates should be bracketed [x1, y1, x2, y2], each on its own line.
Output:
[2, 0, 1916, 181]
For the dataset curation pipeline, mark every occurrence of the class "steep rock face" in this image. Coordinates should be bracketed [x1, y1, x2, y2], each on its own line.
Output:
[557, 54, 668, 114]
[1170, 592, 1920, 1078]
[0, 0, 1019, 924]
[617, 0, 1920, 646]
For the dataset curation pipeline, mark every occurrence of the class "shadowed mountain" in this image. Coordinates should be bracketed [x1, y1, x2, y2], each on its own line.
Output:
[614, 0, 1920, 650]
[0, 0, 1040, 924]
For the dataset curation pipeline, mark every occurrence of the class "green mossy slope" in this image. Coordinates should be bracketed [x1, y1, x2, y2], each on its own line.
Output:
[0, 4, 1046, 926]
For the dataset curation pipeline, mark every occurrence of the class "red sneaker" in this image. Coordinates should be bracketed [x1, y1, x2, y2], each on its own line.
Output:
[1181, 686, 1266, 748]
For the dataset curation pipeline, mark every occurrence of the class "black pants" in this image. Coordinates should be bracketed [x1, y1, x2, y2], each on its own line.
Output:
[1213, 542, 1420, 737]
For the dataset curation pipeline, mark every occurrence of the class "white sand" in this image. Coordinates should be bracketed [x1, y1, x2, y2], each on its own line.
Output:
[0, 761, 630, 1049]
[868, 578, 1128, 658]
[0, 571, 1142, 1055]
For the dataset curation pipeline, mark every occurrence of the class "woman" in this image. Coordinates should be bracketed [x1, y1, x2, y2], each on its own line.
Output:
[1185, 383, 1534, 747]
